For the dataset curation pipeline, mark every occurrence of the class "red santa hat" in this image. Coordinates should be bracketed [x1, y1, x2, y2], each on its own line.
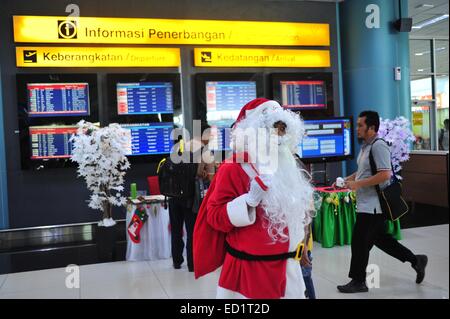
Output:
[231, 97, 304, 156]
[233, 98, 282, 127]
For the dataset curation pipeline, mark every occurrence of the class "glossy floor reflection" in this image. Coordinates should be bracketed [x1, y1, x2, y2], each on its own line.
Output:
[0, 225, 448, 299]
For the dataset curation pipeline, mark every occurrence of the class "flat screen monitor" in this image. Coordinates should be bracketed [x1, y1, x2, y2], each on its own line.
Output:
[106, 74, 180, 127]
[271, 73, 333, 117]
[27, 83, 90, 117]
[206, 81, 257, 151]
[206, 81, 257, 113]
[120, 123, 173, 156]
[280, 80, 326, 110]
[209, 126, 233, 152]
[17, 74, 99, 169]
[298, 117, 353, 162]
[117, 82, 173, 115]
[29, 125, 78, 160]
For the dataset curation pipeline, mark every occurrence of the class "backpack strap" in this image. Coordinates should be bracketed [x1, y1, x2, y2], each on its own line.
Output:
[368, 138, 397, 181]
[368, 138, 381, 177]
[368, 138, 385, 215]
[156, 158, 166, 174]
[368, 138, 399, 214]
[368, 138, 382, 188]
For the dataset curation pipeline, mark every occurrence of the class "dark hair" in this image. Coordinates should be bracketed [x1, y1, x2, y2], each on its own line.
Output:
[359, 110, 380, 132]
[444, 119, 449, 125]
[201, 122, 211, 133]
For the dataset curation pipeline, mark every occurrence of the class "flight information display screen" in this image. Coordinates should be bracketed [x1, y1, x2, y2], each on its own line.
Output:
[209, 126, 232, 152]
[117, 82, 173, 115]
[206, 81, 256, 151]
[298, 118, 352, 160]
[27, 83, 90, 117]
[29, 125, 78, 160]
[206, 81, 256, 113]
[121, 123, 173, 156]
[280, 80, 326, 109]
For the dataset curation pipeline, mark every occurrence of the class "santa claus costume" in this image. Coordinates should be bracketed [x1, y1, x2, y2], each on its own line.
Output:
[193, 98, 314, 299]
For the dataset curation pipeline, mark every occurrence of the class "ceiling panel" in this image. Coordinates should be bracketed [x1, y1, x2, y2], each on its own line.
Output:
[410, 39, 449, 75]
[409, 0, 449, 37]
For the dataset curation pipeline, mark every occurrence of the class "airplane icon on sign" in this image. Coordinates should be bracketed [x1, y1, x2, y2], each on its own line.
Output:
[201, 51, 212, 63]
[23, 50, 37, 63]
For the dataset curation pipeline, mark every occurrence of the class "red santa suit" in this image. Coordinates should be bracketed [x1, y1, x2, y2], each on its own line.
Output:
[193, 98, 311, 299]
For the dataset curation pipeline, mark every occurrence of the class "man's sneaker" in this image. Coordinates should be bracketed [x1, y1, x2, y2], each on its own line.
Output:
[412, 255, 428, 284]
[337, 279, 369, 293]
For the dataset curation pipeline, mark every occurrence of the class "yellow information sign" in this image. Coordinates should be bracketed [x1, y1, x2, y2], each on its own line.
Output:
[16, 47, 180, 67]
[13, 16, 330, 46]
[412, 112, 424, 126]
[194, 48, 330, 67]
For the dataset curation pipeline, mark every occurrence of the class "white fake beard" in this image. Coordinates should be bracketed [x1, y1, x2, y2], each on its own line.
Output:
[259, 143, 314, 250]
[230, 107, 305, 162]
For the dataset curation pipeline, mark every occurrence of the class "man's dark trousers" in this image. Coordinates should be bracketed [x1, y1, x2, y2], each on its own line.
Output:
[349, 212, 416, 282]
[168, 198, 197, 270]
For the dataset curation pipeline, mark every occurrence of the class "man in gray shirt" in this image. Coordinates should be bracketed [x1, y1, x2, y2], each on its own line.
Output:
[337, 111, 428, 293]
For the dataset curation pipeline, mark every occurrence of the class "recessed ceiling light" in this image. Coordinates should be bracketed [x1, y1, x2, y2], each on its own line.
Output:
[415, 50, 430, 56]
[415, 4, 435, 9]
[414, 47, 446, 56]
[417, 69, 425, 72]
[412, 14, 449, 29]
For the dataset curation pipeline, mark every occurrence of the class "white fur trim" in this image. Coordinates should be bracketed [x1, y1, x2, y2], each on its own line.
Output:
[231, 101, 305, 154]
[216, 259, 306, 299]
[226, 194, 256, 227]
[283, 258, 306, 299]
[245, 100, 281, 119]
[216, 286, 248, 299]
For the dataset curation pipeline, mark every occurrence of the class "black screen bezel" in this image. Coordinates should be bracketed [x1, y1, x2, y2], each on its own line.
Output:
[271, 72, 334, 117]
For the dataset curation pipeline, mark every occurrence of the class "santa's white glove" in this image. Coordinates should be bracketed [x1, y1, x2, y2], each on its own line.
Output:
[246, 175, 271, 207]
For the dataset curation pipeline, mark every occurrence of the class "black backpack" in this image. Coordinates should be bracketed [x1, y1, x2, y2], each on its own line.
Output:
[157, 152, 198, 200]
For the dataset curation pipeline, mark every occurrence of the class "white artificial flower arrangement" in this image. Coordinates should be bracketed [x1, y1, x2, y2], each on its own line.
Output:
[70, 120, 131, 227]
[378, 116, 416, 179]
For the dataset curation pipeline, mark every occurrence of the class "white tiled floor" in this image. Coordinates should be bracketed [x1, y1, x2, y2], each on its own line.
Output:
[0, 225, 448, 299]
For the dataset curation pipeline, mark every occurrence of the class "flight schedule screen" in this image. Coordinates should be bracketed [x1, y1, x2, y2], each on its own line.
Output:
[209, 126, 232, 151]
[206, 81, 257, 112]
[27, 83, 90, 117]
[117, 82, 173, 115]
[206, 81, 256, 151]
[121, 123, 173, 156]
[29, 126, 78, 160]
[281, 80, 326, 109]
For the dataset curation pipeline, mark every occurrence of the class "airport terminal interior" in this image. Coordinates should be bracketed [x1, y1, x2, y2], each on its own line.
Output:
[0, 0, 448, 300]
